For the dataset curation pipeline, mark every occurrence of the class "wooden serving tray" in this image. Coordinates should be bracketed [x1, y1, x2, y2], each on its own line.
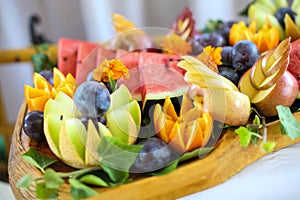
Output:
[8, 101, 300, 200]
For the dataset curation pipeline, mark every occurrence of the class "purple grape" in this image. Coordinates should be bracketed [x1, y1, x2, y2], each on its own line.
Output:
[196, 33, 226, 47]
[221, 46, 233, 66]
[22, 110, 46, 142]
[74, 81, 111, 118]
[232, 40, 260, 74]
[275, 7, 296, 28]
[218, 66, 240, 85]
[217, 21, 236, 45]
[39, 70, 54, 85]
[131, 137, 173, 173]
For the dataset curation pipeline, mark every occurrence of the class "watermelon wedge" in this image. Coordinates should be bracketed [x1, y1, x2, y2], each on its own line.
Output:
[76, 42, 97, 78]
[58, 38, 90, 77]
[115, 49, 140, 69]
[138, 52, 190, 106]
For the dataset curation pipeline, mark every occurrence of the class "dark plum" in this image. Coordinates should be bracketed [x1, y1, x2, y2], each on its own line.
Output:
[196, 32, 226, 47]
[74, 81, 111, 118]
[221, 46, 233, 66]
[218, 66, 240, 85]
[217, 21, 236, 45]
[22, 110, 46, 142]
[39, 70, 54, 85]
[131, 137, 174, 173]
[275, 7, 297, 28]
[232, 40, 260, 74]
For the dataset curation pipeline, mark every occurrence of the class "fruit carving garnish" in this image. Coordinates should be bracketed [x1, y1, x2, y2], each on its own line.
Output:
[24, 67, 77, 111]
[178, 56, 251, 126]
[239, 37, 299, 116]
[154, 94, 213, 153]
[229, 20, 280, 53]
[170, 7, 200, 40]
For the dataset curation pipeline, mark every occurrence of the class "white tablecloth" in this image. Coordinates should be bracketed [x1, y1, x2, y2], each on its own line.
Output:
[180, 143, 300, 200]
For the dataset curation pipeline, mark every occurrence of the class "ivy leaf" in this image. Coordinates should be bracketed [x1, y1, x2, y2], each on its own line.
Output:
[235, 126, 252, 147]
[69, 179, 98, 200]
[79, 174, 109, 187]
[101, 163, 129, 184]
[179, 147, 215, 162]
[261, 142, 276, 152]
[148, 159, 180, 176]
[277, 105, 300, 139]
[98, 136, 143, 172]
[16, 174, 34, 189]
[21, 147, 57, 173]
[35, 182, 58, 200]
[44, 168, 64, 189]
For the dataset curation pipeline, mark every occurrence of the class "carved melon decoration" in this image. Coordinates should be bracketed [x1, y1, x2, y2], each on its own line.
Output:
[153, 94, 213, 153]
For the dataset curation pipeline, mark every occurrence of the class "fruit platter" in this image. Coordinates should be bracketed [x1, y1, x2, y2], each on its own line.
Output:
[8, 1, 300, 199]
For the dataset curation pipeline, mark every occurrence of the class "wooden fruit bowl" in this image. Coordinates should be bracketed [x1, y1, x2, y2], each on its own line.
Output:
[8, 101, 300, 200]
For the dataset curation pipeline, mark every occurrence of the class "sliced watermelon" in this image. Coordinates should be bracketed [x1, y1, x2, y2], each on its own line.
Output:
[138, 52, 190, 106]
[76, 42, 97, 78]
[58, 38, 90, 77]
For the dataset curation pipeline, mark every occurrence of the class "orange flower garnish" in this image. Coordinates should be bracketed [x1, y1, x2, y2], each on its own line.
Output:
[93, 59, 129, 82]
[229, 20, 280, 53]
[203, 46, 223, 66]
[160, 32, 192, 55]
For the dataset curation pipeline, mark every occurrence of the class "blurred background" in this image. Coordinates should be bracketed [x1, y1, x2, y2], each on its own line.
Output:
[0, 0, 251, 182]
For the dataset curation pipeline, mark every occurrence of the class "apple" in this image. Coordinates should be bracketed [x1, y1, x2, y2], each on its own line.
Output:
[239, 37, 298, 116]
[287, 38, 300, 96]
[252, 70, 298, 116]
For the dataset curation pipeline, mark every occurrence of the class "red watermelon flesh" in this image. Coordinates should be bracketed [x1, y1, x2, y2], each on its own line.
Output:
[288, 39, 300, 90]
[76, 45, 116, 85]
[58, 38, 89, 77]
[138, 52, 190, 106]
[115, 49, 140, 69]
[76, 42, 97, 78]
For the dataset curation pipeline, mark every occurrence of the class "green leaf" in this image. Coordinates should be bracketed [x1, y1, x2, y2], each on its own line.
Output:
[235, 127, 252, 147]
[35, 182, 58, 200]
[101, 163, 129, 184]
[98, 136, 143, 172]
[148, 159, 180, 176]
[261, 142, 276, 152]
[79, 174, 109, 187]
[253, 115, 261, 125]
[21, 147, 57, 173]
[44, 168, 64, 189]
[16, 174, 34, 189]
[179, 147, 215, 163]
[277, 105, 300, 139]
[69, 179, 98, 200]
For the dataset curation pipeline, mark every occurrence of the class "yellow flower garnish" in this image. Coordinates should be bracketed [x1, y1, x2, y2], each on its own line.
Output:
[160, 32, 192, 55]
[93, 59, 129, 82]
[229, 20, 280, 53]
[111, 13, 137, 33]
